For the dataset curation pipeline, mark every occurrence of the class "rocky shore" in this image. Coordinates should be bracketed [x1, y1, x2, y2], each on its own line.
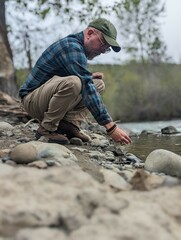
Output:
[0, 118, 181, 240]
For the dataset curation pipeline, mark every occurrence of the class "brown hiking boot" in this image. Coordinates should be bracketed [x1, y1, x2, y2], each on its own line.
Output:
[35, 126, 69, 145]
[57, 120, 90, 142]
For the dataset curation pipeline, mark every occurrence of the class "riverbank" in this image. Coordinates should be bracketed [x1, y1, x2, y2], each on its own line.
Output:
[119, 119, 181, 133]
[0, 116, 181, 240]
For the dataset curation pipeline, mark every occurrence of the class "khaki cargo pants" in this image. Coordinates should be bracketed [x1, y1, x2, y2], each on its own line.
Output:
[22, 75, 105, 131]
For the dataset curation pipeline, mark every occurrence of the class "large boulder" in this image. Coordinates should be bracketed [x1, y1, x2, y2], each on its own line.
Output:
[145, 149, 181, 177]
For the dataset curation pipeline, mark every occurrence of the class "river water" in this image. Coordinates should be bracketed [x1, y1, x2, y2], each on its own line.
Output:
[118, 119, 181, 161]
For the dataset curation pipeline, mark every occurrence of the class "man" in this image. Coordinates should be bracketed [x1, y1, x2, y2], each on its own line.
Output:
[19, 18, 131, 145]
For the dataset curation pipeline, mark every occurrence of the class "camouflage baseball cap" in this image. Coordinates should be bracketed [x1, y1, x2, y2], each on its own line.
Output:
[88, 18, 121, 52]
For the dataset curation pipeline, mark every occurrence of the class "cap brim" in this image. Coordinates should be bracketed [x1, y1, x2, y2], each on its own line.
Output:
[103, 34, 121, 52]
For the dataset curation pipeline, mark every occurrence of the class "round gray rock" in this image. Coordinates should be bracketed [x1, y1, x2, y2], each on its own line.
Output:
[145, 149, 181, 178]
[10, 143, 37, 164]
[161, 126, 178, 134]
[0, 122, 14, 131]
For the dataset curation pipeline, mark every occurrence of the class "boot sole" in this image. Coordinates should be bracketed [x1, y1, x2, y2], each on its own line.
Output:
[48, 139, 69, 145]
[35, 131, 69, 145]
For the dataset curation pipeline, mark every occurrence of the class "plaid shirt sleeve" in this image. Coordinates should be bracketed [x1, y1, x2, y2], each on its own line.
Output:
[60, 40, 112, 126]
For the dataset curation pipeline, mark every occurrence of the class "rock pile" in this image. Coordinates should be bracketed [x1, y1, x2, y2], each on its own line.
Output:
[0, 120, 181, 239]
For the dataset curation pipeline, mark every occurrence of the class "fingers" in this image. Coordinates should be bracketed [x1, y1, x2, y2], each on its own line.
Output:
[109, 127, 131, 145]
[92, 72, 104, 79]
[121, 133, 132, 144]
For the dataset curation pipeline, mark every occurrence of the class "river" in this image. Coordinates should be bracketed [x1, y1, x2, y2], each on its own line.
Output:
[118, 119, 181, 161]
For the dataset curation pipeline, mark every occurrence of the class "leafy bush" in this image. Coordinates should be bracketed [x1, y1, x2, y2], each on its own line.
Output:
[16, 62, 181, 122]
[89, 62, 181, 122]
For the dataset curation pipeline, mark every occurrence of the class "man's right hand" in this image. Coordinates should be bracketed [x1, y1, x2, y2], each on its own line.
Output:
[109, 126, 131, 145]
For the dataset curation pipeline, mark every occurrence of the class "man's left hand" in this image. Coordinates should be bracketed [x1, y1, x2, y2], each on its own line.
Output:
[92, 72, 104, 79]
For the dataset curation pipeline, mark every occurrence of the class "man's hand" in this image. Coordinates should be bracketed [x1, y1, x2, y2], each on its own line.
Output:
[109, 127, 131, 145]
[92, 72, 104, 79]
[105, 122, 131, 145]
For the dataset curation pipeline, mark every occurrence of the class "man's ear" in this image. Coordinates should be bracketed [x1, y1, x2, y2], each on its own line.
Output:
[87, 29, 94, 38]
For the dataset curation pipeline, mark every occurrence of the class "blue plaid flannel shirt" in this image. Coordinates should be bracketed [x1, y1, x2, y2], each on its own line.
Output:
[19, 31, 112, 126]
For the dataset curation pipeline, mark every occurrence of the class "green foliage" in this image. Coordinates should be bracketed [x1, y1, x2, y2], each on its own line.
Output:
[7, 0, 120, 68]
[14, 0, 114, 23]
[89, 63, 181, 122]
[16, 63, 181, 122]
[116, 0, 168, 64]
[39, 7, 50, 19]
[16, 68, 29, 88]
[8, 0, 169, 68]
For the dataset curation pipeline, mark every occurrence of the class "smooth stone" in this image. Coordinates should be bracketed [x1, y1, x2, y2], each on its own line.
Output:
[90, 138, 109, 147]
[0, 122, 14, 131]
[161, 125, 178, 134]
[100, 169, 132, 191]
[126, 153, 142, 163]
[70, 147, 88, 153]
[28, 160, 48, 169]
[30, 141, 78, 166]
[70, 137, 83, 146]
[102, 163, 114, 170]
[145, 149, 181, 178]
[0, 149, 11, 158]
[141, 130, 157, 135]
[119, 169, 135, 182]
[88, 151, 105, 160]
[11, 143, 37, 164]
[46, 160, 56, 166]
[90, 133, 107, 140]
[105, 151, 115, 161]
[6, 130, 14, 137]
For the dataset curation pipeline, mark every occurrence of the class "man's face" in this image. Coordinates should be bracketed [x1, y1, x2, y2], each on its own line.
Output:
[84, 30, 111, 60]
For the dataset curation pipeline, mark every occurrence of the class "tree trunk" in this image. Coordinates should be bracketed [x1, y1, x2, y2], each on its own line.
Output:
[0, 0, 18, 97]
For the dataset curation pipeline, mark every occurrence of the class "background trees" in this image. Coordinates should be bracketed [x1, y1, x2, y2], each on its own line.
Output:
[1, 0, 180, 122]
[0, 0, 17, 96]
[1, 0, 114, 96]
[89, 63, 181, 122]
[116, 0, 169, 64]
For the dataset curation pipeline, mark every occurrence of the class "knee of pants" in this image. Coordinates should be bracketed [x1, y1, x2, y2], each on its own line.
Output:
[61, 75, 82, 95]
[93, 79, 105, 94]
